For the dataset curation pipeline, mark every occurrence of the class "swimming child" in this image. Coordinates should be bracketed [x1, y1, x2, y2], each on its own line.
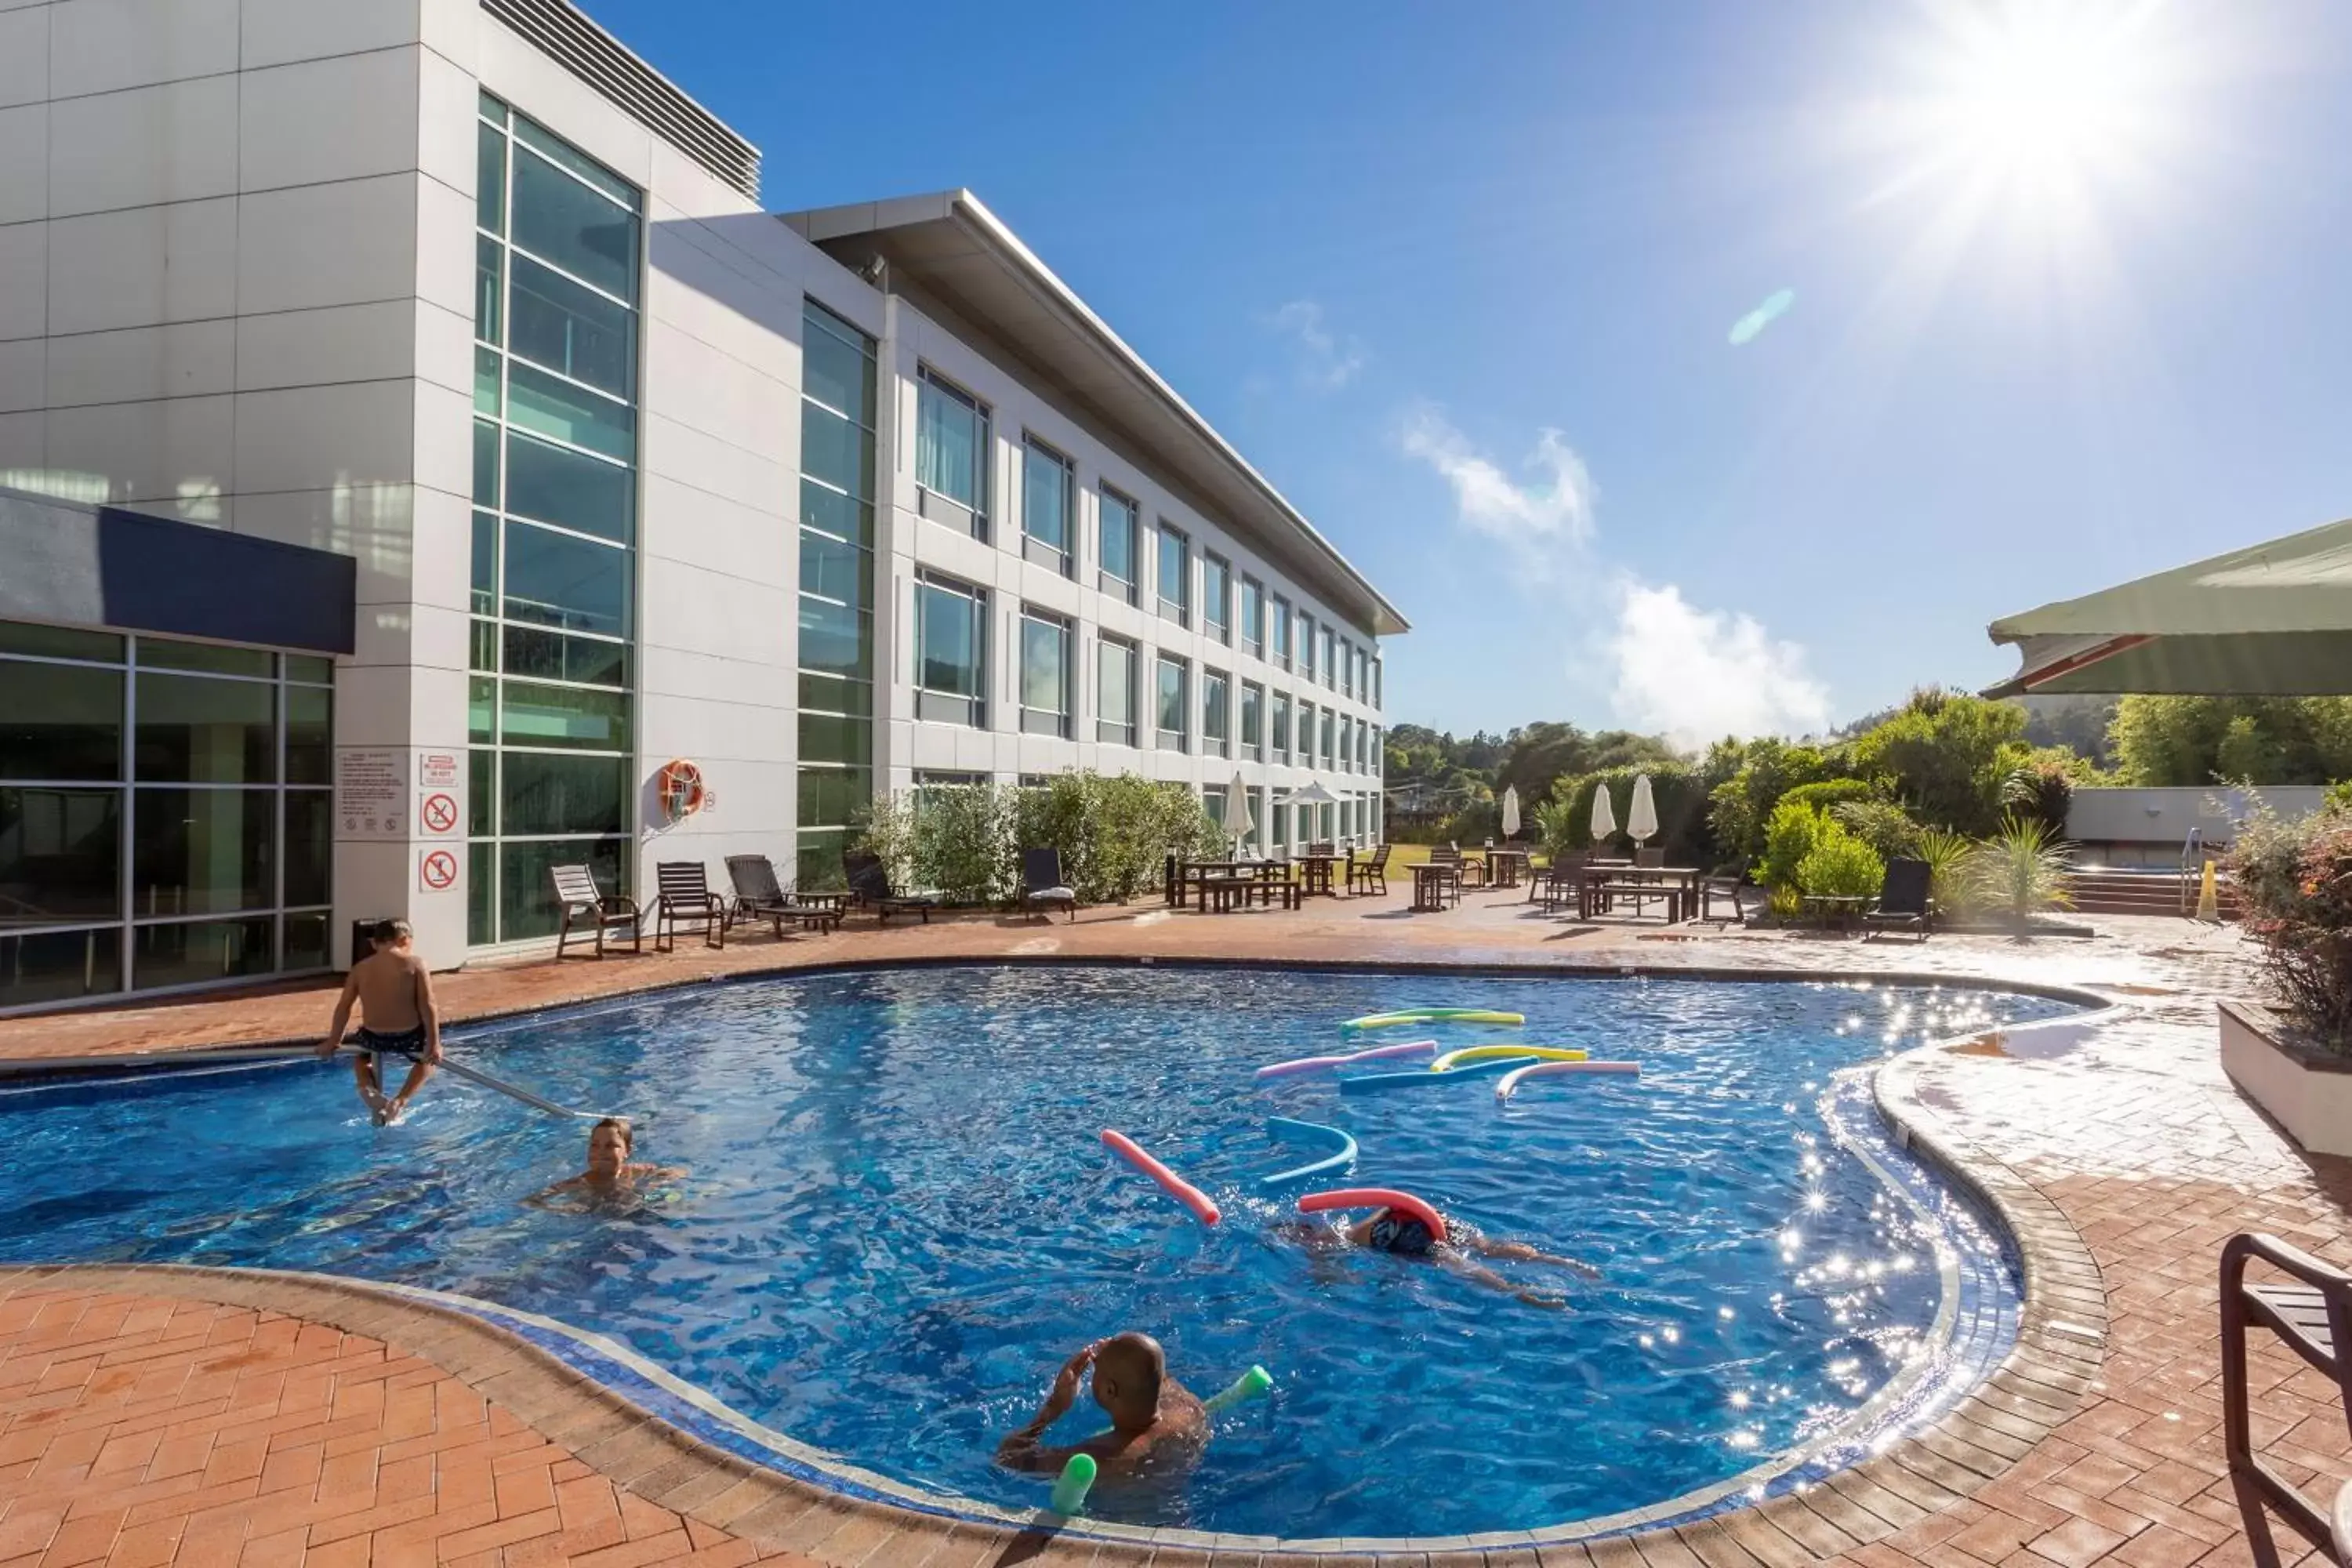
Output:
[995, 1331, 1208, 1479]
[526, 1119, 684, 1209]
[1289, 1205, 1599, 1308]
[314, 920, 441, 1125]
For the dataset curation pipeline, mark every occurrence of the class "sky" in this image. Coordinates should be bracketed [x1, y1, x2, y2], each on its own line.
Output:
[583, 0, 2352, 743]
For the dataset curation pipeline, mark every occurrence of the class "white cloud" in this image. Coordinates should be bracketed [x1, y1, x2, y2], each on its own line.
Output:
[1396, 406, 1597, 572]
[1267, 299, 1367, 390]
[1606, 581, 1833, 746]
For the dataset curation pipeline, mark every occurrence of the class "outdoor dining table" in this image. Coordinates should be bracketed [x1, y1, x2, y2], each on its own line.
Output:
[1584, 865, 1701, 923]
[1178, 859, 1292, 913]
[1483, 848, 1530, 888]
[1410, 861, 1461, 913]
[1297, 853, 1345, 897]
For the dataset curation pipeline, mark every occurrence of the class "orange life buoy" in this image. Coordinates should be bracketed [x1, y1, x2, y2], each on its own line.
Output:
[656, 759, 705, 822]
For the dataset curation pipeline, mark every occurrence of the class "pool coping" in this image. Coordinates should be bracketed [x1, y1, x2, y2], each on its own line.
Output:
[0, 960, 2119, 1565]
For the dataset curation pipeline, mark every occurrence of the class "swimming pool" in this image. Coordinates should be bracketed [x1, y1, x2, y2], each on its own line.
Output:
[0, 964, 2072, 1542]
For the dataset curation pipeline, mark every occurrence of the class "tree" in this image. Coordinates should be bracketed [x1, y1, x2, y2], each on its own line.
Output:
[1847, 688, 2027, 837]
[2108, 696, 2352, 786]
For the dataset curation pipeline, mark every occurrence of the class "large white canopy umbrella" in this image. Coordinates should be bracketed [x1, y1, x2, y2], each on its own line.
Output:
[1588, 779, 1617, 844]
[1627, 774, 1659, 847]
[1986, 517, 2352, 696]
[1224, 771, 1254, 851]
[1499, 785, 1521, 840]
[1288, 779, 1338, 844]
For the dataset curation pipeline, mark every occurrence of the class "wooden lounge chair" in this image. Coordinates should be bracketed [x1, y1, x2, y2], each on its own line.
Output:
[1700, 866, 1751, 925]
[1022, 847, 1076, 922]
[2221, 1232, 2352, 1553]
[654, 860, 726, 951]
[1864, 858, 1933, 942]
[724, 854, 841, 937]
[551, 863, 641, 959]
[1348, 843, 1393, 896]
[843, 848, 938, 925]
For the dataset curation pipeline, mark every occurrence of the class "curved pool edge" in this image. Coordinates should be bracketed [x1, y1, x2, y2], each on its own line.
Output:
[0, 964, 2122, 1563]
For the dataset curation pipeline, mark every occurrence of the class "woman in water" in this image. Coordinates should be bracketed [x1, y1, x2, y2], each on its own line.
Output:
[1290, 1205, 1598, 1308]
[527, 1118, 684, 1210]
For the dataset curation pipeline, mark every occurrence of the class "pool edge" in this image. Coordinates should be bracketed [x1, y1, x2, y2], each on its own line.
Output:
[0, 966, 2118, 1563]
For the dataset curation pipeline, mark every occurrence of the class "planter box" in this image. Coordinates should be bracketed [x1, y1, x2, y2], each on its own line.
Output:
[2218, 998, 2352, 1156]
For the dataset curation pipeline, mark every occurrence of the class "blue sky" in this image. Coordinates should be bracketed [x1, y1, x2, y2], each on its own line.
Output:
[583, 0, 2352, 742]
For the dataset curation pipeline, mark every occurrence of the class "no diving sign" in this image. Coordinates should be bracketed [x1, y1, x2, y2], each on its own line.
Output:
[419, 848, 459, 894]
[419, 792, 459, 835]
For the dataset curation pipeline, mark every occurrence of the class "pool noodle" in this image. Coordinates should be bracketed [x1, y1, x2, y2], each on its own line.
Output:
[1201, 1364, 1274, 1414]
[1298, 1186, 1448, 1242]
[1254, 1039, 1436, 1080]
[1495, 1059, 1642, 1101]
[1099, 1129, 1221, 1225]
[1049, 1453, 1095, 1515]
[1257, 1117, 1357, 1189]
[1342, 1008, 1523, 1029]
[1429, 1044, 1588, 1072]
[1338, 1054, 1532, 1094]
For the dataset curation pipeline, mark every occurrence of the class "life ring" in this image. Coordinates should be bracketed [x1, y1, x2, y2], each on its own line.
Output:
[656, 759, 706, 822]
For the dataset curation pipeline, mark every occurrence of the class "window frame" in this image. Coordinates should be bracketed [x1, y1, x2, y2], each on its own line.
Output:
[1240, 680, 1264, 761]
[1202, 552, 1232, 645]
[913, 572, 988, 728]
[1017, 605, 1073, 738]
[1272, 595, 1293, 670]
[1239, 575, 1264, 659]
[1321, 625, 1337, 689]
[1097, 486, 1140, 606]
[1154, 652, 1189, 750]
[1019, 434, 1076, 576]
[1298, 612, 1316, 681]
[1201, 666, 1232, 758]
[1272, 690, 1292, 763]
[1096, 633, 1138, 746]
[1156, 522, 1190, 626]
[915, 365, 991, 540]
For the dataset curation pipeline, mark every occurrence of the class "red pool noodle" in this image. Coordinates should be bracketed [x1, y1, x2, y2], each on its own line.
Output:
[1100, 1129, 1221, 1225]
[1298, 1187, 1447, 1243]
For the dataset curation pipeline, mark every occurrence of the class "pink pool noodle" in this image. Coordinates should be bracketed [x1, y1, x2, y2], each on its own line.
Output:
[1101, 1130, 1221, 1225]
[1298, 1186, 1447, 1243]
[1494, 1060, 1641, 1102]
[1253, 1039, 1438, 1080]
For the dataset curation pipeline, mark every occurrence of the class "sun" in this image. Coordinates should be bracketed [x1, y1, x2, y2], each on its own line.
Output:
[1925, 4, 2158, 191]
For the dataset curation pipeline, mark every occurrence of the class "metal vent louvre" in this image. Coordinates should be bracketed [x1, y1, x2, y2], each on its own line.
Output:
[481, 0, 760, 201]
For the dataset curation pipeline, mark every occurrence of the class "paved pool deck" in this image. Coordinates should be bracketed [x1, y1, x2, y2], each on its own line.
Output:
[1, 882, 2347, 1568]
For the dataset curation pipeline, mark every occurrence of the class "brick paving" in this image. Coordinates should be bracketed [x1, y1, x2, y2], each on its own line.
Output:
[2, 884, 2348, 1567]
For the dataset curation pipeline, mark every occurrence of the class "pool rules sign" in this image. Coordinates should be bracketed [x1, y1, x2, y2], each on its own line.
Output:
[414, 750, 463, 895]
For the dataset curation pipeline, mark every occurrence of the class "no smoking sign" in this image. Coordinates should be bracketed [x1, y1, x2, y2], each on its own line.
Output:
[419, 792, 459, 836]
[418, 848, 459, 893]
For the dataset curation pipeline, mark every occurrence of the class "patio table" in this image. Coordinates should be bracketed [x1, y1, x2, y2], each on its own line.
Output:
[1298, 854, 1345, 897]
[1410, 862, 1461, 913]
[1585, 866, 1700, 923]
[1484, 848, 1530, 888]
[1802, 893, 1867, 931]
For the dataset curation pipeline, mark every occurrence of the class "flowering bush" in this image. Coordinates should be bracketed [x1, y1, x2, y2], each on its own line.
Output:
[2229, 802, 2352, 1051]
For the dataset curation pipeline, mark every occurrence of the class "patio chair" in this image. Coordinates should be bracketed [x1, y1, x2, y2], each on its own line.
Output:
[1307, 840, 1337, 858]
[1348, 843, 1393, 896]
[841, 848, 938, 925]
[1541, 854, 1589, 916]
[2220, 1232, 2352, 1553]
[1635, 847, 1665, 869]
[723, 854, 837, 938]
[654, 860, 727, 951]
[1864, 858, 1933, 942]
[1699, 866, 1751, 925]
[1022, 847, 1076, 923]
[551, 864, 641, 960]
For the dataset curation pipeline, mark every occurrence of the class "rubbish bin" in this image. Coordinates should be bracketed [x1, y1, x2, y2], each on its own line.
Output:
[347, 917, 391, 970]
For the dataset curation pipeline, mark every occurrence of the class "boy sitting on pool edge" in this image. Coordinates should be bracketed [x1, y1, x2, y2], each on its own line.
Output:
[315, 919, 441, 1125]
[996, 1332, 1207, 1479]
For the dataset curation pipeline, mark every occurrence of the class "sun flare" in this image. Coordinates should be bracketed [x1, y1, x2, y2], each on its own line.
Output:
[1925, 5, 2158, 191]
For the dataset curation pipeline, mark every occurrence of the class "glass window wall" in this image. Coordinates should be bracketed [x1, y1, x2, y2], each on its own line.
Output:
[1202, 669, 1231, 757]
[916, 575, 985, 727]
[1156, 655, 1188, 750]
[1203, 554, 1230, 644]
[1019, 609, 1072, 738]
[1022, 438, 1073, 574]
[1156, 524, 1189, 625]
[1098, 636, 1137, 746]
[1240, 577, 1263, 657]
[1240, 681, 1263, 760]
[916, 369, 988, 535]
[1098, 489, 1138, 604]
[797, 300, 878, 887]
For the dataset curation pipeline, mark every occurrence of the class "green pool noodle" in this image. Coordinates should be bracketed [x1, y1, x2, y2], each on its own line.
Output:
[1201, 1364, 1274, 1414]
[1049, 1453, 1096, 1515]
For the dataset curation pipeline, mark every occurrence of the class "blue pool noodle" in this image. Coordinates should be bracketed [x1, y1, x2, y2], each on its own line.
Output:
[1258, 1118, 1357, 1189]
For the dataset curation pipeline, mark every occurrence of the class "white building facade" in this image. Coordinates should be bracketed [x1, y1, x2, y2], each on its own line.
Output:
[0, 0, 1403, 1011]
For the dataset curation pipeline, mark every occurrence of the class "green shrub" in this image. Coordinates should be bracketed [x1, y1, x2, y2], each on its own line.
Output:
[1829, 799, 1923, 860]
[1998, 757, 2074, 839]
[1963, 817, 2075, 928]
[1780, 779, 1874, 815]
[2230, 798, 2352, 1048]
[1915, 828, 1976, 917]
[1797, 821, 1885, 898]
[1759, 799, 1824, 892]
[914, 782, 1018, 903]
[853, 772, 1221, 906]
[1707, 742, 1845, 868]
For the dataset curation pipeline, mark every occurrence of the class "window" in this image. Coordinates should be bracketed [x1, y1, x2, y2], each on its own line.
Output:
[472, 96, 639, 946]
[1156, 654, 1188, 749]
[1371, 725, 1382, 775]
[1372, 655, 1382, 710]
[1203, 554, 1231, 644]
[796, 299, 878, 888]
[1335, 715, 1350, 773]
[1240, 577, 1264, 658]
[1359, 721, 1373, 771]
[1156, 524, 1189, 625]
[1321, 625, 1337, 689]
[916, 575, 985, 726]
[1297, 700, 1313, 768]
[1022, 437, 1073, 574]
[1320, 707, 1335, 769]
[1272, 800, 1292, 856]
[1098, 635, 1138, 746]
[1299, 613, 1316, 681]
[1272, 691, 1291, 763]
[1018, 608, 1072, 738]
[916, 368, 989, 537]
[1272, 596, 1293, 670]
[1202, 668, 1231, 757]
[1341, 638, 1354, 699]
[1098, 488, 1139, 604]
[1240, 681, 1264, 760]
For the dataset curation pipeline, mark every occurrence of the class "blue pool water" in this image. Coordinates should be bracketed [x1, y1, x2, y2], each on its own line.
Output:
[0, 965, 2068, 1540]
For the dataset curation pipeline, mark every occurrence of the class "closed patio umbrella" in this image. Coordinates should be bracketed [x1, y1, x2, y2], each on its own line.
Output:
[1225, 771, 1254, 852]
[1500, 786, 1521, 841]
[1588, 780, 1617, 846]
[1627, 774, 1659, 847]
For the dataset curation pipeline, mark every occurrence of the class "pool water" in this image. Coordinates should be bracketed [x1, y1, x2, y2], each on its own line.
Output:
[0, 966, 2067, 1539]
